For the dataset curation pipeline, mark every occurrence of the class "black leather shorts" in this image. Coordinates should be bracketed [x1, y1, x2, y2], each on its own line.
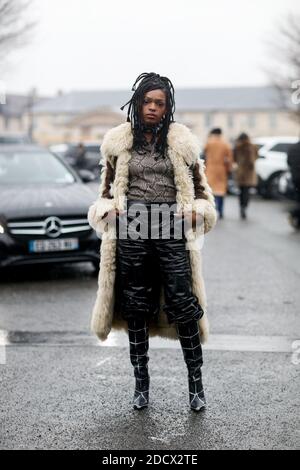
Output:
[116, 200, 204, 324]
[116, 199, 186, 241]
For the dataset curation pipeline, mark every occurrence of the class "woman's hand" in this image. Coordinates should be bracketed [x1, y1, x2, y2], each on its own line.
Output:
[175, 210, 203, 231]
[102, 208, 121, 224]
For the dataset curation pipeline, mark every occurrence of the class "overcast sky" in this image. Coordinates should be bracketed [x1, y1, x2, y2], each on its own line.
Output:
[2, 0, 299, 96]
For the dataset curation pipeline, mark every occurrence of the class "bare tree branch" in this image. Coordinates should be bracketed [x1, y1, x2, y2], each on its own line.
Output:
[0, 0, 36, 61]
[265, 11, 300, 126]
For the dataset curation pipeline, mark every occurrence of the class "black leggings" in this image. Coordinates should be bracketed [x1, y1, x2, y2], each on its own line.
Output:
[239, 186, 250, 208]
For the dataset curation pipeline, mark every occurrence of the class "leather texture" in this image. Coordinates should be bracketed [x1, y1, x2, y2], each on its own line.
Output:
[175, 319, 206, 411]
[127, 317, 150, 410]
[116, 201, 204, 324]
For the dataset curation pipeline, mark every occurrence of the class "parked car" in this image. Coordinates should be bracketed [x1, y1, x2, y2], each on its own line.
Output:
[253, 136, 299, 198]
[49, 142, 102, 177]
[47, 143, 70, 158]
[0, 144, 100, 270]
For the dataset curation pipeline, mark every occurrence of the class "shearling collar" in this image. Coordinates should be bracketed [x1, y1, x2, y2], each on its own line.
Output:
[101, 121, 201, 167]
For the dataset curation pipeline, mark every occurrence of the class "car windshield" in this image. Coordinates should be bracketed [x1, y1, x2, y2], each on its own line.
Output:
[270, 143, 294, 153]
[0, 150, 75, 184]
[86, 146, 100, 153]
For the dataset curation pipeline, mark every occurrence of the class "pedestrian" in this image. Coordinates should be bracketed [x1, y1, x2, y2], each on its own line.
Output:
[287, 139, 300, 228]
[233, 132, 258, 219]
[287, 139, 300, 195]
[88, 72, 217, 412]
[74, 142, 87, 171]
[204, 128, 233, 219]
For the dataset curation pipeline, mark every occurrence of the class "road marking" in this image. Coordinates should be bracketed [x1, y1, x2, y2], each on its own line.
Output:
[205, 334, 296, 353]
[98, 331, 297, 353]
[0, 330, 7, 364]
[149, 436, 170, 443]
[95, 358, 111, 367]
[0, 329, 297, 353]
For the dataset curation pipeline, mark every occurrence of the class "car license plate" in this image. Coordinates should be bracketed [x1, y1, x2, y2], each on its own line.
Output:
[29, 238, 79, 253]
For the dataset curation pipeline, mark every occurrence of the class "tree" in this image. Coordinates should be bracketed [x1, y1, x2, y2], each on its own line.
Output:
[265, 12, 300, 126]
[0, 0, 36, 63]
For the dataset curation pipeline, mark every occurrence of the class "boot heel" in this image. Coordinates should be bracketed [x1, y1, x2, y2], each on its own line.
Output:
[133, 391, 149, 410]
[127, 318, 150, 410]
[133, 377, 149, 410]
[189, 378, 206, 411]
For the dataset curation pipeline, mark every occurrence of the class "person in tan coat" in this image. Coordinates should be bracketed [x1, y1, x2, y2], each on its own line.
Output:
[204, 128, 233, 218]
[233, 132, 258, 219]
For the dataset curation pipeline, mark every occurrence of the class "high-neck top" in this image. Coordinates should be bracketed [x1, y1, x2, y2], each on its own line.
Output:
[126, 141, 177, 202]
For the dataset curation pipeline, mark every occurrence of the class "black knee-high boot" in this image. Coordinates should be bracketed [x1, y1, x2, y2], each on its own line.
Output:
[127, 317, 150, 410]
[175, 319, 206, 411]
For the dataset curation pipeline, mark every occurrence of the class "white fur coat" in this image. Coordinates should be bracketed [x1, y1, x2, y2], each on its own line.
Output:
[88, 122, 217, 344]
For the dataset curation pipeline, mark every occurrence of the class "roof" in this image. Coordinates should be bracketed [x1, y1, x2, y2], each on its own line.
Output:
[0, 144, 48, 152]
[0, 94, 50, 118]
[30, 86, 294, 115]
[0, 95, 30, 118]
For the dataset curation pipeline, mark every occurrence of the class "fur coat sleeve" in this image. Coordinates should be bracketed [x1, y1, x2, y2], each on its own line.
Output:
[191, 158, 218, 235]
[87, 157, 116, 234]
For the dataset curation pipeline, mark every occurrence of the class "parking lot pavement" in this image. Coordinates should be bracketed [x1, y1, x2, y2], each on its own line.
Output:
[1, 344, 299, 450]
[0, 195, 299, 449]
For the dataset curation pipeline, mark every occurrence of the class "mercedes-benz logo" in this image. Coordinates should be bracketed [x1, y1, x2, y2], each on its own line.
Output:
[44, 216, 62, 238]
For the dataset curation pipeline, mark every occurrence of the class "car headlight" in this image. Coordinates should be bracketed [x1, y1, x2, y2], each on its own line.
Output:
[0, 224, 5, 234]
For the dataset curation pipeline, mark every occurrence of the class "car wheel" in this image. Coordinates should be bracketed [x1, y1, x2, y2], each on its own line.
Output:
[92, 259, 100, 274]
[265, 173, 283, 199]
[288, 212, 300, 230]
[257, 176, 268, 198]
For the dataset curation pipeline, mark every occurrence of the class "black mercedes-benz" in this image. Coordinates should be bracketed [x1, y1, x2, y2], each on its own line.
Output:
[0, 144, 101, 269]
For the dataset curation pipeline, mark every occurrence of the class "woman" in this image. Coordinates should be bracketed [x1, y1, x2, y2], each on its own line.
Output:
[204, 128, 233, 219]
[88, 72, 217, 412]
[233, 132, 258, 219]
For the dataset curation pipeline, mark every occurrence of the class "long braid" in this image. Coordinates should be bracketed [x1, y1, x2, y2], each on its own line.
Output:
[120, 72, 176, 158]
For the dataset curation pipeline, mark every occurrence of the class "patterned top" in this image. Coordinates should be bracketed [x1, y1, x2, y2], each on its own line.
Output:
[126, 141, 177, 202]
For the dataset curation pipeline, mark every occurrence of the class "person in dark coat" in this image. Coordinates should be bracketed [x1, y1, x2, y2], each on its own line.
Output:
[287, 140, 300, 194]
[74, 143, 87, 171]
[287, 140, 300, 228]
[233, 132, 258, 219]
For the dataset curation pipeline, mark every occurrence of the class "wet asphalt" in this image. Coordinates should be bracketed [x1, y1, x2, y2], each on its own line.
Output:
[0, 194, 299, 450]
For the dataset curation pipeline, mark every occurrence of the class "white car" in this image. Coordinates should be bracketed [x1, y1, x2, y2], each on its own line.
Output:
[253, 136, 299, 198]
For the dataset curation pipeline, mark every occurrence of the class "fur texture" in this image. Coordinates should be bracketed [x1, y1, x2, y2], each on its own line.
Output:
[88, 122, 217, 344]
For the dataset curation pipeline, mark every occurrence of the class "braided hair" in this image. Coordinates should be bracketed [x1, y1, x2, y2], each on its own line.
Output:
[120, 72, 176, 158]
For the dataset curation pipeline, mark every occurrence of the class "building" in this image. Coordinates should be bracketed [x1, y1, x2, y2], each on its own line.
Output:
[3, 86, 299, 146]
[0, 94, 30, 136]
[0, 93, 48, 139]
